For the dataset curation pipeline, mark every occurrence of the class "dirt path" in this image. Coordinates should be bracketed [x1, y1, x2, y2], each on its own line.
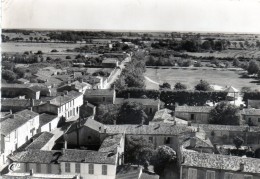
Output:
[144, 76, 160, 85]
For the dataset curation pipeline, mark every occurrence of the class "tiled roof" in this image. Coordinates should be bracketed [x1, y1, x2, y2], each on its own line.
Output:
[1, 83, 48, 92]
[0, 110, 39, 135]
[115, 98, 160, 106]
[9, 150, 61, 164]
[242, 109, 260, 116]
[83, 116, 103, 131]
[140, 172, 159, 179]
[58, 149, 117, 165]
[152, 108, 173, 122]
[48, 90, 82, 106]
[39, 113, 58, 127]
[175, 106, 213, 113]
[193, 124, 251, 132]
[1, 99, 32, 107]
[98, 134, 123, 153]
[25, 132, 54, 150]
[182, 150, 260, 173]
[84, 89, 115, 96]
[116, 165, 142, 179]
[103, 124, 191, 136]
[102, 58, 118, 63]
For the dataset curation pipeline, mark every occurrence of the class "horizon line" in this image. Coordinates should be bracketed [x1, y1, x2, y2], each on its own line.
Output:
[2, 27, 260, 35]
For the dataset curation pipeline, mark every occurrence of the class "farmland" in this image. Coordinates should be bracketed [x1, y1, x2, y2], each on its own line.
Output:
[145, 67, 260, 90]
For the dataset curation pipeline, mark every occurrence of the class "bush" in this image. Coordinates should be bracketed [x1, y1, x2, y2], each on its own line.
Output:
[51, 49, 59, 52]
[194, 80, 212, 91]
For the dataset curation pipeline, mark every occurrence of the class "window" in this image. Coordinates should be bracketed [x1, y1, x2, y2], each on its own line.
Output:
[244, 175, 253, 179]
[188, 168, 197, 179]
[103, 97, 105, 102]
[36, 164, 41, 173]
[191, 114, 195, 120]
[14, 130, 17, 139]
[25, 163, 30, 172]
[88, 136, 92, 140]
[149, 108, 153, 114]
[47, 164, 52, 173]
[102, 165, 107, 175]
[6, 135, 10, 142]
[258, 118, 260, 122]
[88, 164, 94, 174]
[224, 172, 233, 179]
[165, 137, 170, 144]
[206, 170, 215, 179]
[75, 163, 80, 173]
[149, 137, 153, 143]
[65, 163, 70, 173]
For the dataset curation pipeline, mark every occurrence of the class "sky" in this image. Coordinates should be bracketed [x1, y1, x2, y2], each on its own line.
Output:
[2, 0, 260, 33]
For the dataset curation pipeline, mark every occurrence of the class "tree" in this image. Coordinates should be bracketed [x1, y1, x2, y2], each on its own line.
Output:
[232, 59, 240, 67]
[125, 136, 154, 166]
[29, 37, 33, 42]
[209, 102, 241, 125]
[174, 82, 187, 90]
[2, 70, 17, 82]
[159, 82, 171, 90]
[117, 101, 148, 124]
[247, 60, 259, 74]
[233, 136, 244, 155]
[151, 145, 176, 176]
[95, 104, 120, 124]
[194, 80, 212, 91]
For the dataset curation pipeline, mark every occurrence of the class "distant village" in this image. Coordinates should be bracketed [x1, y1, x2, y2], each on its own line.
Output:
[1, 30, 260, 179]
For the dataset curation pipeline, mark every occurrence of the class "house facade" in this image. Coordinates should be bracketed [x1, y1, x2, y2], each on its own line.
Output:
[84, 89, 116, 105]
[0, 110, 40, 170]
[175, 106, 213, 124]
[33, 91, 83, 121]
[242, 109, 260, 126]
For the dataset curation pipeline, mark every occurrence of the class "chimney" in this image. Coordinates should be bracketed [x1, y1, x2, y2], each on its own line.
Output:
[30, 169, 33, 176]
[64, 140, 68, 149]
[10, 110, 12, 114]
[31, 99, 35, 106]
[30, 107, 33, 111]
[64, 91, 69, 95]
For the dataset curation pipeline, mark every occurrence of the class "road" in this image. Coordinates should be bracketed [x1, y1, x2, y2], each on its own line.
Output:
[105, 56, 131, 89]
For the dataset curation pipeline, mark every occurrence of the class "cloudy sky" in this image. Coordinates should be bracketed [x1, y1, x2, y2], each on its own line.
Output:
[2, 0, 260, 33]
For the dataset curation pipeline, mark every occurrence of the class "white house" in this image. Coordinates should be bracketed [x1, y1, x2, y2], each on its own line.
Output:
[33, 91, 84, 121]
[0, 110, 40, 171]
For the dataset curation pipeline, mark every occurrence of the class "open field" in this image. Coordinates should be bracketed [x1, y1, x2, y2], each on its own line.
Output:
[1, 42, 84, 53]
[184, 49, 260, 59]
[145, 67, 260, 90]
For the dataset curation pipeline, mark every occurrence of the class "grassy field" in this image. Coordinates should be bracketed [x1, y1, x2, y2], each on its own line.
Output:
[145, 67, 260, 91]
[184, 49, 260, 59]
[1, 42, 84, 53]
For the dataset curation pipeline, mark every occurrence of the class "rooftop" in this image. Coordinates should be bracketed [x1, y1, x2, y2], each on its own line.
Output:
[152, 108, 173, 122]
[39, 113, 58, 127]
[115, 98, 160, 106]
[102, 58, 119, 63]
[192, 124, 260, 132]
[25, 132, 54, 150]
[9, 149, 61, 164]
[175, 106, 213, 113]
[242, 108, 260, 116]
[98, 134, 124, 153]
[58, 149, 117, 165]
[103, 123, 191, 136]
[0, 110, 39, 136]
[84, 89, 115, 96]
[182, 150, 260, 173]
[116, 165, 142, 179]
[48, 90, 82, 106]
